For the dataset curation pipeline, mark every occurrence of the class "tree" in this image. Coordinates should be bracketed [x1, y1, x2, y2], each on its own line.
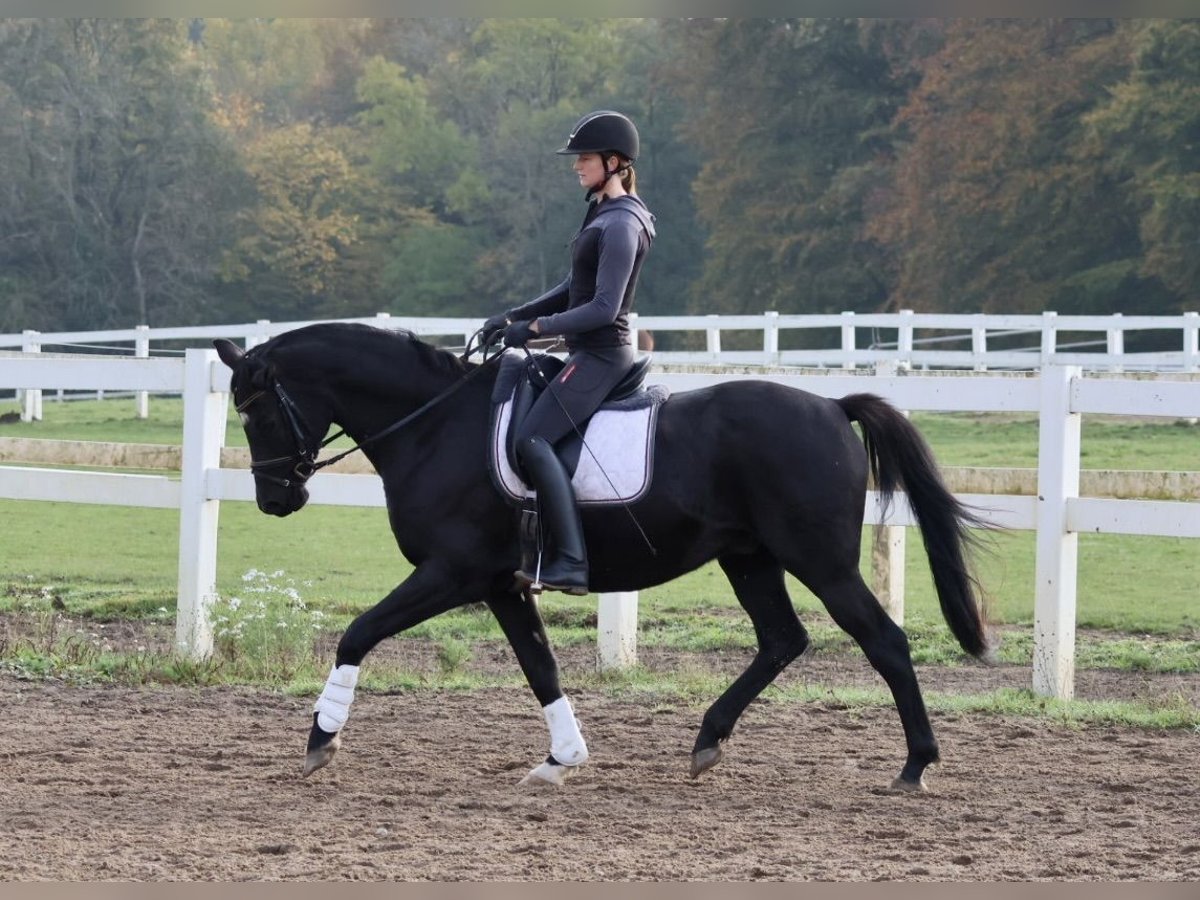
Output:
[218, 123, 359, 320]
[349, 55, 489, 316]
[868, 19, 1177, 315]
[0, 19, 247, 331]
[661, 19, 919, 319]
[1084, 19, 1200, 308]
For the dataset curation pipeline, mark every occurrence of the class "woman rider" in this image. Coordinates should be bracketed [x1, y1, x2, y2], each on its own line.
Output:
[481, 110, 656, 595]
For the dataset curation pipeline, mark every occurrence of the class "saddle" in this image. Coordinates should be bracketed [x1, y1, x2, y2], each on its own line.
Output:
[488, 353, 669, 506]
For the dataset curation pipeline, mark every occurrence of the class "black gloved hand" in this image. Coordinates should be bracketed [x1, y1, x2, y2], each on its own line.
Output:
[481, 313, 509, 346]
[503, 320, 537, 348]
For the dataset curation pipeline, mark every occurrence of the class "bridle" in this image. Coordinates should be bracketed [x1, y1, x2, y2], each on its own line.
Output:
[236, 381, 328, 488]
[237, 334, 504, 490]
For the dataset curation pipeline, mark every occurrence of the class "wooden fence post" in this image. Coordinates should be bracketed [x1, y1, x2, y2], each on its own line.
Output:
[897, 309, 914, 370]
[1032, 364, 1081, 699]
[597, 591, 638, 670]
[1106, 313, 1124, 375]
[705, 315, 721, 362]
[135, 324, 150, 418]
[1184, 312, 1199, 374]
[841, 311, 856, 370]
[763, 310, 779, 365]
[1040, 311, 1058, 365]
[972, 314, 988, 372]
[20, 330, 42, 422]
[246, 319, 271, 350]
[176, 349, 227, 659]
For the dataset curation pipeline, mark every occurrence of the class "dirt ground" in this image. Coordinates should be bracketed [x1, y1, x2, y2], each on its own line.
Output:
[2, 638, 1199, 882]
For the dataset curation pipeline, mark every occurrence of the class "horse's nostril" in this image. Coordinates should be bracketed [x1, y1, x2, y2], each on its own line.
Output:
[259, 497, 287, 517]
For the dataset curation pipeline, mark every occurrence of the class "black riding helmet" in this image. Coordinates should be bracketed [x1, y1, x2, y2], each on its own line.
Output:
[556, 110, 639, 162]
[557, 110, 639, 199]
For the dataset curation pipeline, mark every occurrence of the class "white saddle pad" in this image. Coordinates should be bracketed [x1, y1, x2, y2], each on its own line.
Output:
[491, 390, 666, 505]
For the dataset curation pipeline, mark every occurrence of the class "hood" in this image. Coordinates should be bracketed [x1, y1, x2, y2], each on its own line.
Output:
[595, 194, 656, 243]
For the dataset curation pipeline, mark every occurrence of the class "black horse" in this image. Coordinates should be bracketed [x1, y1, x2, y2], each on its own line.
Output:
[214, 322, 991, 791]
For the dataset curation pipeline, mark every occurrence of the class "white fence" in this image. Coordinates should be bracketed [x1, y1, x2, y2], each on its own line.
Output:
[1, 350, 1198, 700]
[5, 310, 1200, 422]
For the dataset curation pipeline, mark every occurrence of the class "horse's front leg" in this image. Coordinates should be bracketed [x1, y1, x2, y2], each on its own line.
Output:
[487, 589, 588, 787]
[304, 560, 469, 777]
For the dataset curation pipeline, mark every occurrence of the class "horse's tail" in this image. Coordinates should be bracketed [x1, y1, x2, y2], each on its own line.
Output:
[837, 393, 993, 660]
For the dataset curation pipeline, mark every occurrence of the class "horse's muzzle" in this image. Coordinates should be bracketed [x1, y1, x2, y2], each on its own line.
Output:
[258, 484, 309, 517]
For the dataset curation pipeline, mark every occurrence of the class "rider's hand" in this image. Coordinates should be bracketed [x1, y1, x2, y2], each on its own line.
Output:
[503, 320, 537, 348]
[481, 313, 509, 346]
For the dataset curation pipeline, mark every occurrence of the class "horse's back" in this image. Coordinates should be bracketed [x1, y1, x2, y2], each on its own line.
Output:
[658, 379, 859, 451]
[652, 380, 868, 499]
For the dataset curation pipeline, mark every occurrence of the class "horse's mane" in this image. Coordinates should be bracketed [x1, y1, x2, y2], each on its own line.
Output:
[255, 322, 473, 377]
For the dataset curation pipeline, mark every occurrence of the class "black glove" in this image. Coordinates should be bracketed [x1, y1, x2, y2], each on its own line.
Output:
[481, 313, 509, 346]
[503, 320, 537, 348]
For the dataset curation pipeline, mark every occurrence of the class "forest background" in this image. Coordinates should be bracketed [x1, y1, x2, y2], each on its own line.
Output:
[1, 18, 1197, 335]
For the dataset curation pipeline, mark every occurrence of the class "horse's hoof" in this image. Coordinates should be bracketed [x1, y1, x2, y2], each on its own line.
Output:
[518, 759, 577, 788]
[690, 746, 723, 779]
[302, 732, 341, 778]
[888, 774, 928, 793]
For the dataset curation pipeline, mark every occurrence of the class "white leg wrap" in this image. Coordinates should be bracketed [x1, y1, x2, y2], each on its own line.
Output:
[313, 664, 359, 734]
[544, 695, 588, 766]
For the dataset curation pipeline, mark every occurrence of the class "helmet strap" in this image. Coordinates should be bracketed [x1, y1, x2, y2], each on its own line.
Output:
[584, 154, 631, 202]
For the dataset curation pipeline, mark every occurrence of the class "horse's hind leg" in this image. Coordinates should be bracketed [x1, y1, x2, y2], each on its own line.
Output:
[803, 568, 939, 791]
[691, 549, 810, 778]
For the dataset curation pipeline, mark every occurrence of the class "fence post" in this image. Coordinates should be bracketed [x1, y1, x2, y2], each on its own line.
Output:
[1183, 312, 1198, 374]
[1032, 364, 1081, 700]
[705, 315, 721, 362]
[246, 319, 271, 350]
[1040, 311, 1058, 366]
[763, 310, 779, 365]
[176, 349, 227, 659]
[20, 330, 42, 422]
[897, 309, 914, 371]
[972, 314, 988, 372]
[597, 591, 638, 670]
[871, 360, 906, 623]
[135, 324, 150, 418]
[1106, 312, 1124, 375]
[629, 311, 640, 356]
[841, 311, 856, 370]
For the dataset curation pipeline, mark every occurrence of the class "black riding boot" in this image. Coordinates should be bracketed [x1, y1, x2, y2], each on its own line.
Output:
[515, 436, 589, 595]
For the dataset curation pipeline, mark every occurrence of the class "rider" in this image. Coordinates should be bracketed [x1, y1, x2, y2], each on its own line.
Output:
[481, 110, 656, 595]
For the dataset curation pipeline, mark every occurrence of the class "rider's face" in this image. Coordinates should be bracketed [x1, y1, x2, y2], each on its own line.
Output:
[572, 152, 608, 191]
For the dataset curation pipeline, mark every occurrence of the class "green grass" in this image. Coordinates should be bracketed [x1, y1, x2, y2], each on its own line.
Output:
[909, 410, 1200, 470]
[0, 397, 206, 445]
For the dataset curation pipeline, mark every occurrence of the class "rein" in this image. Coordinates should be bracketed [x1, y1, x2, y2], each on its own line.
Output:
[245, 335, 504, 488]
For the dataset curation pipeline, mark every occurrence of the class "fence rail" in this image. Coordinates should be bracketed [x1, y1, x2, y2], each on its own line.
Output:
[7, 310, 1198, 423]
[1, 350, 1198, 700]
[4, 309, 1199, 407]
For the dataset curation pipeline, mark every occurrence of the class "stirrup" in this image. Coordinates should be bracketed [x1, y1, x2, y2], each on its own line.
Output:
[514, 568, 588, 597]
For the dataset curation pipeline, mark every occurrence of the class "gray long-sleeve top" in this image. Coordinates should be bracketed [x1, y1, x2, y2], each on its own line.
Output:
[507, 194, 656, 351]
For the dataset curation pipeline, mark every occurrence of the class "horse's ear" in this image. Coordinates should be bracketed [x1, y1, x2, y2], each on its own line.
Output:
[214, 339, 245, 370]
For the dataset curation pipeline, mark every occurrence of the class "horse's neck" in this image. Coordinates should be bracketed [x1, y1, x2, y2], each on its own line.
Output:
[324, 343, 489, 450]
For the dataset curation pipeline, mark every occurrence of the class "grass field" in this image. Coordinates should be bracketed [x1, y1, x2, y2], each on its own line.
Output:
[1, 394, 1198, 713]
